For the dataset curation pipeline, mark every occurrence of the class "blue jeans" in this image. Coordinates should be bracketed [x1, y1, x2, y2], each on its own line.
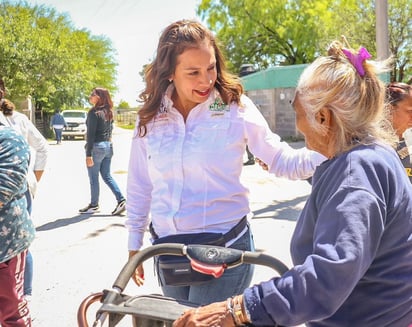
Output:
[24, 189, 33, 296]
[158, 226, 255, 305]
[24, 251, 33, 296]
[87, 141, 124, 206]
[53, 128, 63, 142]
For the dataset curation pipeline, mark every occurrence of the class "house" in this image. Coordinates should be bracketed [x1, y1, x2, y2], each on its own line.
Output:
[241, 64, 308, 139]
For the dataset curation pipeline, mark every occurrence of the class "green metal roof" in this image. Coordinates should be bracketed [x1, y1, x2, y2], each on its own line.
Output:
[241, 64, 391, 91]
[241, 64, 308, 91]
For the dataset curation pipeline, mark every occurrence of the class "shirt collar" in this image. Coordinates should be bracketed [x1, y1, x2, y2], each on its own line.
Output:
[163, 84, 221, 113]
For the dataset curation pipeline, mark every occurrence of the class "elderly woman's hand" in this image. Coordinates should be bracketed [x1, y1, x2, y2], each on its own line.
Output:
[173, 300, 235, 327]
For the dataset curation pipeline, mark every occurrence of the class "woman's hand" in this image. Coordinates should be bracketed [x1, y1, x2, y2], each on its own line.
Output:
[173, 300, 235, 327]
[128, 250, 145, 286]
[86, 156, 94, 167]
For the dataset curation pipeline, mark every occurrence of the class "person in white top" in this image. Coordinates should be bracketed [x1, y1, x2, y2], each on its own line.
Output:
[0, 97, 48, 300]
[126, 19, 326, 305]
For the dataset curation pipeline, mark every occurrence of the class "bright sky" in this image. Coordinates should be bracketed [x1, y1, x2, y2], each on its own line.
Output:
[28, 0, 202, 106]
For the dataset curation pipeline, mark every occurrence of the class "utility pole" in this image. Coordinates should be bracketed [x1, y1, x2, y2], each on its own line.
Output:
[376, 0, 390, 60]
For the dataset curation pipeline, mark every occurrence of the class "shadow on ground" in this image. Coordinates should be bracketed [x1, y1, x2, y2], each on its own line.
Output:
[35, 213, 123, 231]
[252, 195, 309, 221]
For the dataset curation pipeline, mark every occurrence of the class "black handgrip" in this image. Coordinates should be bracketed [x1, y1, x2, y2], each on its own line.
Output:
[242, 251, 289, 275]
[113, 243, 289, 291]
[186, 245, 243, 266]
[186, 245, 289, 275]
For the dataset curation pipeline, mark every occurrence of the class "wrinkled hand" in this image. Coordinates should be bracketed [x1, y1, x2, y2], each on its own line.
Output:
[255, 157, 268, 171]
[128, 251, 145, 286]
[173, 300, 235, 327]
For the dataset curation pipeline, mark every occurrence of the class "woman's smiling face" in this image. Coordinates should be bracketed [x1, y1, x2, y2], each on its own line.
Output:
[171, 41, 217, 111]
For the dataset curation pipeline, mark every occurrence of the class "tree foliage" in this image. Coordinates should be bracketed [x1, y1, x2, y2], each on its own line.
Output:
[387, 0, 412, 83]
[0, 1, 118, 112]
[197, 0, 411, 83]
[117, 100, 130, 109]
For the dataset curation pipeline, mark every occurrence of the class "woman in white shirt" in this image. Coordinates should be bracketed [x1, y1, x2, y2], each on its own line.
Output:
[0, 98, 48, 301]
[126, 19, 325, 305]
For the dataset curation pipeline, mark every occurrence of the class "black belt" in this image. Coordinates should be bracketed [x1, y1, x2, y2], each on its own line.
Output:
[150, 215, 248, 243]
[222, 215, 248, 243]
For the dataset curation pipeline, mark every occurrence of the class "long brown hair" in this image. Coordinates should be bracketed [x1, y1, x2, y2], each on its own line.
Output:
[137, 19, 243, 136]
[0, 98, 15, 116]
[91, 87, 113, 121]
[386, 82, 412, 107]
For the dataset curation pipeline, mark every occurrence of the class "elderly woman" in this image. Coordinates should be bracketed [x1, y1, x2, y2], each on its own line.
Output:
[0, 126, 34, 326]
[173, 41, 412, 327]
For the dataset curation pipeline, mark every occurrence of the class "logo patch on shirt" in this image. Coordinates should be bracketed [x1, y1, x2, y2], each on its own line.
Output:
[154, 99, 169, 122]
[159, 99, 168, 114]
[209, 97, 229, 112]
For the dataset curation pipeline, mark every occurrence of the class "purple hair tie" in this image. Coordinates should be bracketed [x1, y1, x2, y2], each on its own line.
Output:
[342, 47, 371, 77]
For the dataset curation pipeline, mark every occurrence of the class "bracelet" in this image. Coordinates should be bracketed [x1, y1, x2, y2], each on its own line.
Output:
[233, 295, 252, 325]
[227, 297, 242, 326]
[232, 296, 245, 325]
[226, 297, 234, 315]
[227, 296, 252, 326]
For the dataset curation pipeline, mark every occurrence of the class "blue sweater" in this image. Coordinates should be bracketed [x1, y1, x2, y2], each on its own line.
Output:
[50, 112, 66, 126]
[244, 143, 412, 326]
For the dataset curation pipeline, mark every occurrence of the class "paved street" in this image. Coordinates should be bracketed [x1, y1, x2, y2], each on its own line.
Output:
[29, 126, 311, 326]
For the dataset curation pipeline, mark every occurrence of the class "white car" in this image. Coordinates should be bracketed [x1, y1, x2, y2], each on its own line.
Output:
[62, 110, 87, 140]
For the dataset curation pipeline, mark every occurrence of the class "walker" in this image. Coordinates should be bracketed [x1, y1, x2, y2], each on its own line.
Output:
[77, 243, 289, 326]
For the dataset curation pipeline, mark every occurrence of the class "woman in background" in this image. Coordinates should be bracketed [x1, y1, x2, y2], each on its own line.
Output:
[0, 97, 48, 302]
[0, 126, 34, 327]
[79, 87, 126, 215]
[386, 82, 412, 183]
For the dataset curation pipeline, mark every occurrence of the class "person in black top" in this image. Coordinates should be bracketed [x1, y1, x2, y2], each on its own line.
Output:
[386, 82, 412, 183]
[79, 87, 126, 215]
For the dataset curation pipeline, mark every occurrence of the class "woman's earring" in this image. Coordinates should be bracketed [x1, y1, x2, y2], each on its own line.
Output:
[169, 79, 173, 83]
[209, 80, 213, 84]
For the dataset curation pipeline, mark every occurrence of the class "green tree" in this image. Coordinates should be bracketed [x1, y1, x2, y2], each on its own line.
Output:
[387, 0, 412, 83]
[117, 100, 130, 109]
[197, 0, 411, 82]
[329, 0, 411, 83]
[0, 1, 118, 112]
[198, 0, 332, 73]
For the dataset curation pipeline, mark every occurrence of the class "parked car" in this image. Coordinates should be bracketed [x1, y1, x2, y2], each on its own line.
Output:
[62, 110, 87, 140]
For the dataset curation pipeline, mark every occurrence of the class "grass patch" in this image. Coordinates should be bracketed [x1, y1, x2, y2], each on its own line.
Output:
[116, 122, 135, 130]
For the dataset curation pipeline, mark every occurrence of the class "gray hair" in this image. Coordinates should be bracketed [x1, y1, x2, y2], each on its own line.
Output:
[296, 41, 396, 155]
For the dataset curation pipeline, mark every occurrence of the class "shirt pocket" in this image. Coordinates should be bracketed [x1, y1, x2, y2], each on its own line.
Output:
[146, 120, 176, 164]
[188, 118, 230, 153]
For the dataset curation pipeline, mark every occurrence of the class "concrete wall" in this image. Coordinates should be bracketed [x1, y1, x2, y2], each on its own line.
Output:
[241, 65, 307, 139]
[245, 87, 300, 139]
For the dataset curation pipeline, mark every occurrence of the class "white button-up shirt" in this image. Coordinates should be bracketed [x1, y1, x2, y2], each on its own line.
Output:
[0, 111, 48, 196]
[126, 87, 325, 250]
